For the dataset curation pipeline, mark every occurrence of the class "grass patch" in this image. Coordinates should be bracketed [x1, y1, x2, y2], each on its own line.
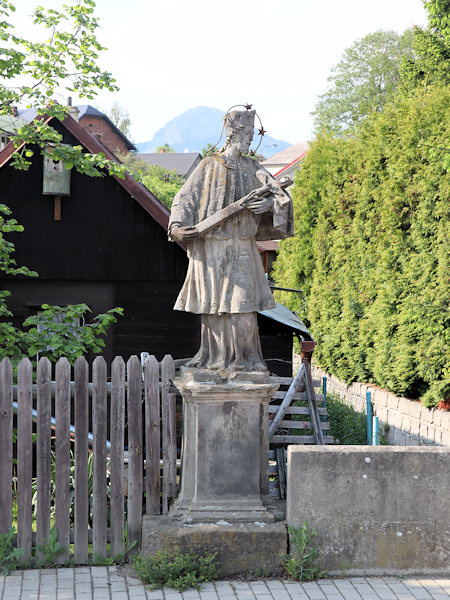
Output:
[326, 392, 387, 444]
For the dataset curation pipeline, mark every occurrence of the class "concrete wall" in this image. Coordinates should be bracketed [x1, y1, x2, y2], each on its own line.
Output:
[287, 446, 450, 576]
[310, 363, 450, 446]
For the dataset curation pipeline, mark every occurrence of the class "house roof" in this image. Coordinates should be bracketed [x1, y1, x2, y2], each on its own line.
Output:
[274, 154, 306, 179]
[0, 111, 171, 234]
[77, 104, 136, 152]
[19, 105, 136, 152]
[0, 114, 27, 135]
[257, 240, 279, 252]
[136, 153, 201, 178]
[17, 108, 38, 122]
[77, 105, 104, 118]
[261, 142, 310, 168]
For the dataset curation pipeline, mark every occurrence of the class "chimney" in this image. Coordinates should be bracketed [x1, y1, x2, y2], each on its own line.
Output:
[67, 97, 79, 122]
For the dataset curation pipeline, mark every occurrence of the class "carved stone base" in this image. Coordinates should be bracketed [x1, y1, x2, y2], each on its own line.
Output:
[170, 367, 278, 524]
[180, 366, 271, 385]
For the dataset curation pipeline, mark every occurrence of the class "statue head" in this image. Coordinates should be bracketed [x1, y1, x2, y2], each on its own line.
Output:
[222, 109, 255, 155]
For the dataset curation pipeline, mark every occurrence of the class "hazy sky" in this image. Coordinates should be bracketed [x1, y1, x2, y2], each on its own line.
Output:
[12, 0, 427, 144]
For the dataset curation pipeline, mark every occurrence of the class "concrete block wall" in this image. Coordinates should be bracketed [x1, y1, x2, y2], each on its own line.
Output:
[309, 362, 449, 446]
[287, 446, 450, 575]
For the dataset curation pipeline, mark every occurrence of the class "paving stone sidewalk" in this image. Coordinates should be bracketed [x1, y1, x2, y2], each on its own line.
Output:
[0, 568, 448, 600]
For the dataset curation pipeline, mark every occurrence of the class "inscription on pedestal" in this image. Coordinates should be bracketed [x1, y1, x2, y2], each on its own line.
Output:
[170, 376, 278, 521]
[197, 401, 260, 499]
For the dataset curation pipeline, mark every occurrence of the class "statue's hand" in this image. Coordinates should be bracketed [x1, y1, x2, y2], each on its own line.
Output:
[247, 196, 273, 214]
[170, 225, 199, 242]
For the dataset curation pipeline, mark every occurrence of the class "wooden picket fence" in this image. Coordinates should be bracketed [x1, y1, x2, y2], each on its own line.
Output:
[0, 354, 178, 565]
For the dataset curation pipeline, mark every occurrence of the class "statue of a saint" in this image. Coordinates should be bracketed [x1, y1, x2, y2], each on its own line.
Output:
[169, 108, 293, 374]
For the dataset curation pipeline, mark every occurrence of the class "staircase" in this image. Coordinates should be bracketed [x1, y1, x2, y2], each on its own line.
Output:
[268, 341, 334, 498]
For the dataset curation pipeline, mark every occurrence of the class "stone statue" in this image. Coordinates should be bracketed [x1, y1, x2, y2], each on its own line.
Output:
[169, 108, 293, 375]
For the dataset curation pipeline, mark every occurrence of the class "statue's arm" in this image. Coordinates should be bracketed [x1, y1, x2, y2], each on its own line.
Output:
[168, 193, 200, 242]
[168, 160, 208, 241]
[169, 224, 199, 242]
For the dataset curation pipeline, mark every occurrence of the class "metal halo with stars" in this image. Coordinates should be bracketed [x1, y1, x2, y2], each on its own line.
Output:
[205, 103, 266, 157]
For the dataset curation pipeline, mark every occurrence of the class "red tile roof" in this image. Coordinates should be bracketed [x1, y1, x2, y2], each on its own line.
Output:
[274, 153, 307, 178]
[257, 240, 279, 252]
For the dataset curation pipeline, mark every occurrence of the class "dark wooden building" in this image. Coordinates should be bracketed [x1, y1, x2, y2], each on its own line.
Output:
[0, 112, 297, 374]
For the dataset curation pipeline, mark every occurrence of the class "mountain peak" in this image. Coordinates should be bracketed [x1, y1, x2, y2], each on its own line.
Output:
[136, 106, 291, 157]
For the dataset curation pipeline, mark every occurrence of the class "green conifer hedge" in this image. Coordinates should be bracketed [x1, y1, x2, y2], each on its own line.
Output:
[273, 87, 449, 407]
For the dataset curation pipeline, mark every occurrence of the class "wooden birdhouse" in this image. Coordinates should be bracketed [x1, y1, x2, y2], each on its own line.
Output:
[42, 147, 71, 196]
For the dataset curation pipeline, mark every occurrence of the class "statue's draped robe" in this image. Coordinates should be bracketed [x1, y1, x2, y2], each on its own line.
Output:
[168, 153, 294, 371]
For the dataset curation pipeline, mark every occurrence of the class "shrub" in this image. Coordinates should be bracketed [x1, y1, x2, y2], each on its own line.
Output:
[133, 548, 219, 591]
[273, 86, 449, 408]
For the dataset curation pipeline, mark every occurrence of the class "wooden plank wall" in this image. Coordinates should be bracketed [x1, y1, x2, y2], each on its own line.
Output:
[0, 126, 188, 283]
[0, 355, 178, 565]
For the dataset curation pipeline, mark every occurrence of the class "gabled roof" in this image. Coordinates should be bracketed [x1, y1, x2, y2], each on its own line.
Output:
[19, 105, 136, 152]
[17, 108, 38, 122]
[77, 105, 104, 118]
[0, 111, 171, 234]
[136, 153, 201, 178]
[77, 104, 136, 152]
[0, 114, 27, 135]
[261, 142, 310, 168]
[274, 154, 307, 179]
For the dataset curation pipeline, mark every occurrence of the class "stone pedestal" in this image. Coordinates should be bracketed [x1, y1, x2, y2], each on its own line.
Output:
[170, 367, 278, 523]
[141, 368, 287, 576]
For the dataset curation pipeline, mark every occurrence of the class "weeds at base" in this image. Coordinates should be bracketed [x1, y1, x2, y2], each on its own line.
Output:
[133, 548, 219, 591]
[0, 526, 136, 574]
[0, 527, 24, 575]
[284, 522, 327, 582]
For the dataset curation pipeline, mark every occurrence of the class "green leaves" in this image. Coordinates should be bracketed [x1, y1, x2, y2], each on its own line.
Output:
[35, 527, 65, 568]
[0, 527, 25, 575]
[274, 87, 450, 408]
[21, 304, 123, 365]
[118, 151, 183, 209]
[133, 548, 219, 591]
[0, 0, 119, 160]
[0, 203, 38, 276]
[400, 1, 450, 91]
[326, 392, 379, 445]
[312, 30, 415, 135]
[284, 523, 327, 581]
